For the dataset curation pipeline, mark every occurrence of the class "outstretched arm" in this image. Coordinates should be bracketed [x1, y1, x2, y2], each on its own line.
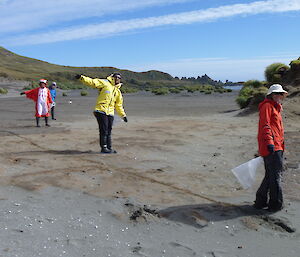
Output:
[22, 88, 38, 101]
[75, 74, 106, 90]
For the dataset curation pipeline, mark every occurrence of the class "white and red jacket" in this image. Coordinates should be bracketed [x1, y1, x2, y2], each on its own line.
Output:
[25, 87, 53, 117]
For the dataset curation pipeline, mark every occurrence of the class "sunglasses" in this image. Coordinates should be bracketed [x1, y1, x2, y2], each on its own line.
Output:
[273, 92, 284, 95]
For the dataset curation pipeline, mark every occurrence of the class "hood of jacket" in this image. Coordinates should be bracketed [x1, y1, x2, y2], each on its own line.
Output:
[107, 76, 122, 88]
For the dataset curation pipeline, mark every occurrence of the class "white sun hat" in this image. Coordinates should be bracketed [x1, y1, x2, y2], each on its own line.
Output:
[39, 79, 48, 84]
[267, 84, 288, 95]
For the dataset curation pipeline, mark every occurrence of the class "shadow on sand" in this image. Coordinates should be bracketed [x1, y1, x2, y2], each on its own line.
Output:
[158, 203, 296, 230]
[159, 203, 259, 228]
[159, 203, 296, 233]
[13, 149, 97, 155]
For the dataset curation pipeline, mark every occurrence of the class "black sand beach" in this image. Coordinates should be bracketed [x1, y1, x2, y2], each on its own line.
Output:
[0, 90, 299, 257]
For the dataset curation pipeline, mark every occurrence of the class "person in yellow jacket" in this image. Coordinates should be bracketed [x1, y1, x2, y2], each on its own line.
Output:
[75, 72, 128, 153]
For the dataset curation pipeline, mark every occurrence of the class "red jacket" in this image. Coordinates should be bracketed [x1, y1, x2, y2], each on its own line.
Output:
[25, 87, 52, 117]
[257, 99, 284, 156]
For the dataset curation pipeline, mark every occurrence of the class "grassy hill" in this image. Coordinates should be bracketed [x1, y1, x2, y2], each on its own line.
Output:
[0, 46, 174, 87]
[0, 46, 233, 94]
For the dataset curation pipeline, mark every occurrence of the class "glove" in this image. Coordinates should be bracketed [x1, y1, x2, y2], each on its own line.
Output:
[267, 144, 275, 154]
[75, 74, 82, 79]
[123, 117, 128, 123]
[20, 92, 25, 95]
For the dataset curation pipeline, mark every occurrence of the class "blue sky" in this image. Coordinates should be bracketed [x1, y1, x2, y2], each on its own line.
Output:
[0, 0, 300, 81]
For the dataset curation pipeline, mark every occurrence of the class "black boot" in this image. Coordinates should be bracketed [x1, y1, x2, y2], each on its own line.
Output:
[45, 117, 50, 127]
[107, 135, 117, 153]
[100, 135, 111, 153]
[101, 147, 111, 153]
[36, 117, 40, 127]
[51, 107, 56, 120]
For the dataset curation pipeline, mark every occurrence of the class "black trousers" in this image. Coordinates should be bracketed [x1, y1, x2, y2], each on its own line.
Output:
[51, 106, 55, 119]
[93, 112, 114, 150]
[255, 150, 283, 209]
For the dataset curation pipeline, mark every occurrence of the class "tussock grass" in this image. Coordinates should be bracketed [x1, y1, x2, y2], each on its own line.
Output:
[265, 63, 289, 83]
[80, 90, 88, 96]
[0, 87, 8, 94]
[236, 80, 267, 109]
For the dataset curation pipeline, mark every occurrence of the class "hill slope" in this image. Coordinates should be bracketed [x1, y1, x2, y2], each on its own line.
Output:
[0, 47, 173, 84]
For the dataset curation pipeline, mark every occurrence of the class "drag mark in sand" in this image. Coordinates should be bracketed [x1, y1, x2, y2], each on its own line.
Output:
[80, 157, 231, 206]
[6, 144, 230, 206]
[260, 215, 296, 233]
[1, 136, 246, 208]
[7, 165, 102, 191]
[241, 215, 296, 234]
[0, 130, 48, 150]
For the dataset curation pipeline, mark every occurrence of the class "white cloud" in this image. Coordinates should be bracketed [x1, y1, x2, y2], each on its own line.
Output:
[2, 0, 300, 46]
[125, 55, 298, 81]
[0, 0, 192, 34]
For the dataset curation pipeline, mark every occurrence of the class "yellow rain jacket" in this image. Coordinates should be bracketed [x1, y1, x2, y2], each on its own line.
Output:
[79, 75, 126, 117]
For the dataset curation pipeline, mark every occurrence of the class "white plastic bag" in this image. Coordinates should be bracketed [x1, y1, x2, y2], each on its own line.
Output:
[231, 157, 263, 189]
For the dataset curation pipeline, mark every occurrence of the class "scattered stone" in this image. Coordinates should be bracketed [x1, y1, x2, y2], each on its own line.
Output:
[143, 205, 160, 217]
[130, 209, 143, 221]
[132, 246, 142, 253]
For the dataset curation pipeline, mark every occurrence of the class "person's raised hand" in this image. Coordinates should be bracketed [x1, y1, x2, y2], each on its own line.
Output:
[267, 144, 275, 154]
[75, 74, 82, 79]
[123, 117, 128, 123]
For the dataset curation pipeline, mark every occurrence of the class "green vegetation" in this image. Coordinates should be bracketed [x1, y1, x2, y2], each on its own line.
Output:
[185, 84, 213, 93]
[121, 87, 139, 94]
[243, 79, 263, 88]
[290, 57, 300, 70]
[0, 87, 8, 94]
[148, 83, 232, 95]
[80, 90, 88, 96]
[0, 72, 8, 77]
[183, 84, 232, 94]
[216, 88, 232, 93]
[236, 80, 267, 108]
[264, 63, 289, 83]
[251, 87, 269, 106]
[58, 82, 87, 90]
[151, 87, 170, 95]
[22, 81, 38, 90]
[169, 87, 182, 94]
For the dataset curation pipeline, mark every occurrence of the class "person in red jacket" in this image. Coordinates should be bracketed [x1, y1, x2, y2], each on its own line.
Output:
[254, 84, 287, 212]
[20, 79, 53, 127]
